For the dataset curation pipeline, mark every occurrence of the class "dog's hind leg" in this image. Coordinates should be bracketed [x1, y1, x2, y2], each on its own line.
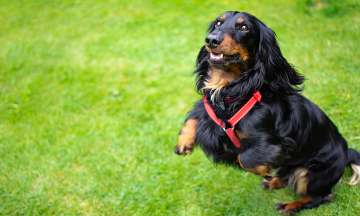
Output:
[275, 193, 336, 215]
[275, 195, 330, 215]
[237, 144, 285, 180]
[275, 163, 344, 214]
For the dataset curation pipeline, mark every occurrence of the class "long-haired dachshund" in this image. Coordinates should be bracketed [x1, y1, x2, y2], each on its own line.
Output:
[174, 11, 360, 215]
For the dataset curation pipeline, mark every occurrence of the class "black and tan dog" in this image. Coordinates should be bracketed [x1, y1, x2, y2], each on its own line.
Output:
[174, 11, 360, 215]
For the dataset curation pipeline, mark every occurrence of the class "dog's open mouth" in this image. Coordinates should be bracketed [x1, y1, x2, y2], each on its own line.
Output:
[210, 52, 240, 61]
[208, 52, 242, 69]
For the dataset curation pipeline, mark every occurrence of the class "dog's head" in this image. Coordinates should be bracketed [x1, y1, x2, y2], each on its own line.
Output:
[205, 11, 258, 72]
[196, 11, 304, 96]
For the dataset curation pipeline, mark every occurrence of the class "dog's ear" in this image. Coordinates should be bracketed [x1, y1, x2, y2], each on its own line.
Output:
[196, 45, 209, 66]
[194, 45, 210, 93]
[255, 22, 304, 93]
[207, 19, 218, 33]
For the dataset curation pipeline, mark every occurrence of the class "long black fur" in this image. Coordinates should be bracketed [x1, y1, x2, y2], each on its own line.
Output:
[175, 11, 360, 213]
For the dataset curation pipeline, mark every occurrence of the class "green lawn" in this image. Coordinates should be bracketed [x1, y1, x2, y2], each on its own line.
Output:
[1, 0, 360, 215]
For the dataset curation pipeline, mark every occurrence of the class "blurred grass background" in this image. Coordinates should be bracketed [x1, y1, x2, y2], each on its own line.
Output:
[0, 0, 360, 215]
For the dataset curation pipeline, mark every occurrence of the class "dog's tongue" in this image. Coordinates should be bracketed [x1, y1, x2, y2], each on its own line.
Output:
[211, 53, 223, 60]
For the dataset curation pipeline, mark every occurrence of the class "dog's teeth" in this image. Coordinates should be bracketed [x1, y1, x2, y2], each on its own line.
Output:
[211, 53, 223, 60]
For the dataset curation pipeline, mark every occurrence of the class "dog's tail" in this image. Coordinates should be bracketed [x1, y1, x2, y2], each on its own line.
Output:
[347, 148, 360, 185]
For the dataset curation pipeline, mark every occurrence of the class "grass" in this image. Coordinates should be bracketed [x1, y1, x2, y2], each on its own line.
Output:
[0, 0, 360, 215]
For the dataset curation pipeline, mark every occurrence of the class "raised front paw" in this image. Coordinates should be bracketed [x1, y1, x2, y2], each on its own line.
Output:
[174, 142, 194, 156]
[174, 119, 198, 156]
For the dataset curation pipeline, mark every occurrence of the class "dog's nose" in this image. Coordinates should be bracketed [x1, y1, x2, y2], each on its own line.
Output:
[205, 34, 222, 48]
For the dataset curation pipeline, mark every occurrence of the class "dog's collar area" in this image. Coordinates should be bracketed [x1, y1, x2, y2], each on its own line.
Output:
[203, 91, 262, 148]
[210, 93, 242, 110]
[225, 96, 242, 101]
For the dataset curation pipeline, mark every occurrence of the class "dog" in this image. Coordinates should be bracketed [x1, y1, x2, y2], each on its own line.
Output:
[174, 11, 360, 215]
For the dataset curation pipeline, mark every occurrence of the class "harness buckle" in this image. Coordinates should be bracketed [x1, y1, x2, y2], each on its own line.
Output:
[222, 126, 235, 132]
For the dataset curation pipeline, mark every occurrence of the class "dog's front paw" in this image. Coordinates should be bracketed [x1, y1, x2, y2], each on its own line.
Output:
[174, 142, 194, 156]
[261, 177, 286, 190]
[174, 119, 198, 156]
[275, 202, 299, 215]
[261, 179, 272, 190]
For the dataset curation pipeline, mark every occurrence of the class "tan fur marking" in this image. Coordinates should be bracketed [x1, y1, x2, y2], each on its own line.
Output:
[221, 14, 226, 20]
[235, 130, 246, 139]
[238, 154, 245, 169]
[280, 196, 312, 213]
[203, 68, 239, 97]
[237, 17, 244, 23]
[244, 165, 274, 177]
[269, 177, 286, 189]
[177, 119, 198, 155]
[296, 176, 309, 195]
[348, 163, 360, 185]
[237, 155, 275, 177]
[289, 168, 309, 195]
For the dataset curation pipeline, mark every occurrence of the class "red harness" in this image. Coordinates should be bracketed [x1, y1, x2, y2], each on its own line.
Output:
[203, 91, 262, 148]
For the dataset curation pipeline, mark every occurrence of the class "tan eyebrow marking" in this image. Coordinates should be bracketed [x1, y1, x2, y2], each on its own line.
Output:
[221, 14, 226, 20]
[238, 17, 244, 23]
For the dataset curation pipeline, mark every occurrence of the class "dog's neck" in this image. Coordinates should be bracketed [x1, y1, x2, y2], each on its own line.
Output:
[203, 67, 243, 96]
[202, 67, 247, 112]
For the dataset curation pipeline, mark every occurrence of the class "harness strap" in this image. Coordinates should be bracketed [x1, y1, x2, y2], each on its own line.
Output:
[203, 91, 262, 148]
[228, 91, 262, 127]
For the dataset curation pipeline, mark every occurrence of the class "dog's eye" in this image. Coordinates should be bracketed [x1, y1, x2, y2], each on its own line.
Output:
[215, 21, 221, 28]
[240, 25, 248, 31]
